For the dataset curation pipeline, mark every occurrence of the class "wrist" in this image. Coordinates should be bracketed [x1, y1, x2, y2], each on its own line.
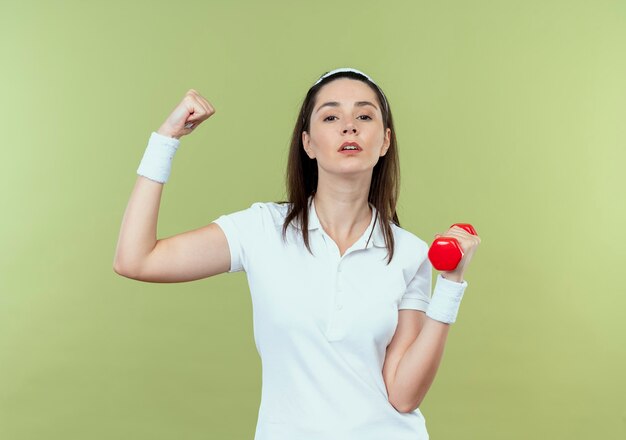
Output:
[136, 132, 181, 184]
[157, 125, 179, 140]
[441, 272, 464, 283]
[425, 274, 468, 324]
[156, 128, 180, 139]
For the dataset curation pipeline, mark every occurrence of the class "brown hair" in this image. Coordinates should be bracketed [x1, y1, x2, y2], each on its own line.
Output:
[278, 69, 401, 264]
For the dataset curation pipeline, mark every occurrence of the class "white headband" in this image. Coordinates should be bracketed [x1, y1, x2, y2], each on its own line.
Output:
[312, 67, 389, 113]
[313, 67, 379, 87]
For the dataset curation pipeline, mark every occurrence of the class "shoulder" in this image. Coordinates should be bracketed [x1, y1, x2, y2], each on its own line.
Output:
[214, 200, 288, 228]
[213, 201, 292, 247]
[247, 200, 291, 224]
[390, 223, 430, 256]
[241, 202, 290, 226]
[388, 224, 432, 283]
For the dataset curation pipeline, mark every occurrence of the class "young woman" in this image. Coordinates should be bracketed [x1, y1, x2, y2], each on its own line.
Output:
[113, 67, 481, 439]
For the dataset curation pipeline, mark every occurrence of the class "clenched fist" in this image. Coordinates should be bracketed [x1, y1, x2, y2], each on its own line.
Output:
[157, 89, 215, 139]
[434, 225, 481, 283]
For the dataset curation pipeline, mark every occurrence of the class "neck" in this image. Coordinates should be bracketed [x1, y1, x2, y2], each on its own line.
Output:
[312, 174, 372, 240]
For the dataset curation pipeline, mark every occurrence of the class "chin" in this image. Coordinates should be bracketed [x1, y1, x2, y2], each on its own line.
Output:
[327, 164, 376, 176]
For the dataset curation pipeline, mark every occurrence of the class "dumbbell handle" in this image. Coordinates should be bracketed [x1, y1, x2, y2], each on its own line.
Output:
[428, 223, 478, 271]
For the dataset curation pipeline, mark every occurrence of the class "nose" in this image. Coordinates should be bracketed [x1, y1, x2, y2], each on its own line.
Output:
[342, 124, 357, 134]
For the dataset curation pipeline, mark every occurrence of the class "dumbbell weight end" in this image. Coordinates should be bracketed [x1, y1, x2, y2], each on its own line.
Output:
[428, 223, 478, 271]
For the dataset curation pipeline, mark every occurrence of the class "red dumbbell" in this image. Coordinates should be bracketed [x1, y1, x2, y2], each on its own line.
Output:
[428, 223, 478, 271]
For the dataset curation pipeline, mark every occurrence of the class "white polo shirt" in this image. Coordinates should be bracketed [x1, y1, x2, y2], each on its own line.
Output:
[212, 196, 467, 440]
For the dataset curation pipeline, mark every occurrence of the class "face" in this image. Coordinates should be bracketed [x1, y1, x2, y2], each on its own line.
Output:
[302, 78, 391, 177]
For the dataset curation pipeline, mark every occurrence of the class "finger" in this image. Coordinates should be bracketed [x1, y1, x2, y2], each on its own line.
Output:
[448, 226, 472, 235]
[440, 231, 467, 241]
[197, 98, 215, 120]
[190, 97, 214, 123]
[205, 100, 215, 115]
[449, 225, 480, 239]
[186, 90, 216, 120]
[197, 95, 214, 115]
[191, 94, 210, 115]
[446, 231, 477, 244]
[184, 96, 208, 123]
[437, 233, 477, 253]
[434, 231, 465, 240]
[186, 90, 213, 116]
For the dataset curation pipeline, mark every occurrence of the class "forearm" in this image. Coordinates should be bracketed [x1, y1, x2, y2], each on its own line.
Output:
[390, 273, 467, 412]
[389, 226, 479, 412]
[113, 175, 164, 275]
[389, 316, 450, 412]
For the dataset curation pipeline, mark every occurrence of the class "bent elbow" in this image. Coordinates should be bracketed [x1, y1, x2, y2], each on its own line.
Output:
[113, 261, 138, 279]
[389, 395, 422, 414]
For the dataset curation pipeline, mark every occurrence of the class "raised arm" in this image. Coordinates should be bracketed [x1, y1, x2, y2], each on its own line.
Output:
[113, 90, 231, 282]
[385, 227, 481, 412]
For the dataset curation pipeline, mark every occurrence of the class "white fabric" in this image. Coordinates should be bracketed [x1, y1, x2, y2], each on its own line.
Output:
[211, 196, 467, 440]
[136, 131, 180, 183]
[314, 67, 379, 87]
[426, 274, 467, 324]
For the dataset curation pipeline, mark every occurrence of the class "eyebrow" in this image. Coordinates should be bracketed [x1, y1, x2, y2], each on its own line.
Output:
[314, 101, 379, 114]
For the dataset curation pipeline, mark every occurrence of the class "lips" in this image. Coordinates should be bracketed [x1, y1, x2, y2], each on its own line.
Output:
[338, 141, 362, 151]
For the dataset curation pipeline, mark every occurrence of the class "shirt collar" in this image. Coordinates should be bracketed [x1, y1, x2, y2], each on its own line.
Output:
[307, 195, 386, 248]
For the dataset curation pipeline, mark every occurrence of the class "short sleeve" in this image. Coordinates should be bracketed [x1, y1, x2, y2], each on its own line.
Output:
[398, 253, 432, 312]
[211, 202, 267, 273]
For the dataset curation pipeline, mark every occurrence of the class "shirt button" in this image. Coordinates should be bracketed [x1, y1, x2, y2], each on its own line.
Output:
[337, 266, 342, 272]
[336, 303, 343, 310]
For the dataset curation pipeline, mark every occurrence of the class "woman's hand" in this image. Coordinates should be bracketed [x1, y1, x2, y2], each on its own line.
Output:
[434, 225, 481, 283]
[157, 89, 215, 139]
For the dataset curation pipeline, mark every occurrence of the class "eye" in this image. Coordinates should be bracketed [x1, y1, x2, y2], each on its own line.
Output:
[323, 115, 337, 121]
[358, 115, 372, 120]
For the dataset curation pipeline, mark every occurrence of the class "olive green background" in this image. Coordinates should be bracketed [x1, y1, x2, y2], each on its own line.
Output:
[1, 0, 624, 438]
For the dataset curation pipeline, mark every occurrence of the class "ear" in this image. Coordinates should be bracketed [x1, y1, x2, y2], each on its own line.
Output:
[380, 128, 391, 157]
[302, 131, 316, 159]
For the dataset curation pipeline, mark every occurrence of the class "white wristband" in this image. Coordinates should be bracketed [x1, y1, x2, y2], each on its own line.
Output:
[136, 131, 181, 183]
[426, 274, 468, 324]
